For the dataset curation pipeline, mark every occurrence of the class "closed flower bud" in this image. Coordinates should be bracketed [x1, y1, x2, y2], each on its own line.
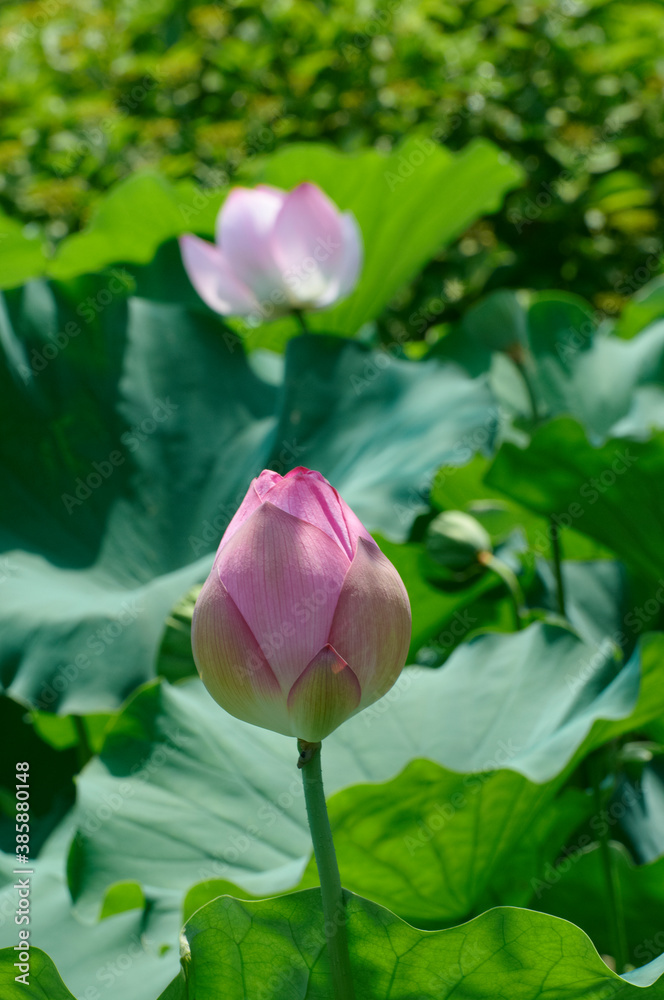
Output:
[180, 182, 363, 320]
[426, 510, 492, 572]
[192, 468, 411, 742]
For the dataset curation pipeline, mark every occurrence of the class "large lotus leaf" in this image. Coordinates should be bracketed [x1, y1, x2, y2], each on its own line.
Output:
[0, 819, 179, 1000]
[0, 278, 495, 714]
[438, 289, 664, 440]
[161, 890, 664, 999]
[487, 418, 664, 585]
[553, 320, 664, 440]
[68, 625, 664, 924]
[290, 762, 592, 927]
[533, 842, 664, 969]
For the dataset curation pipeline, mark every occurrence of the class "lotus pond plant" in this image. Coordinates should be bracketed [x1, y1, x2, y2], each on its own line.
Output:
[191, 467, 411, 998]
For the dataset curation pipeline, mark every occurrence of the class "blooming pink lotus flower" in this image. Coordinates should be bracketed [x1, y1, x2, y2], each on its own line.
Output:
[192, 468, 411, 742]
[179, 183, 363, 320]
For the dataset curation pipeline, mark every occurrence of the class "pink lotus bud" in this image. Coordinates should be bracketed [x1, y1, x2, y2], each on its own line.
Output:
[179, 183, 363, 320]
[191, 468, 411, 742]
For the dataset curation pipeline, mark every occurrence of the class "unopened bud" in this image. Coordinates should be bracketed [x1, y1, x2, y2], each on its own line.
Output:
[426, 510, 492, 572]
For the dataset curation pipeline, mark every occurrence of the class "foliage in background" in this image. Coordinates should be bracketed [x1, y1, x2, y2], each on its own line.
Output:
[3, 3, 664, 997]
[2, 0, 664, 340]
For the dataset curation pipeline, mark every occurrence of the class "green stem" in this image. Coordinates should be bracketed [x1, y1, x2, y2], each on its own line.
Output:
[72, 715, 92, 768]
[549, 517, 567, 618]
[479, 552, 525, 631]
[298, 740, 355, 1000]
[514, 360, 568, 620]
[294, 310, 310, 335]
[590, 754, 629, 973]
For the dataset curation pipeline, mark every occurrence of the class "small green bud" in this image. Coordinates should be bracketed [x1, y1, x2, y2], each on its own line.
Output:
[425, 510, 492, 572]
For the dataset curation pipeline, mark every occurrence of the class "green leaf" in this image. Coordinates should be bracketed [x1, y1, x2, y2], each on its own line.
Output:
[487, 417, 664, 583]
[439, 289, 664, 439]
[163, 889, 664, 999]
[155, 587, 201, 685]
[48, 174, 223, 282]
[28, 711, 111, 753]
[615, 276, 664, 340]
[263, 333, 499, 540]
[0, 696, 76, 856]
[0, 948, 77, 1000]
[297, 760, 591, 927]
[0, 819, 180, 1000]
[534, 559, 633, 656]
[0, 215, 48, 291]
[0, 278, 495, 712]
[0, 280, 273, 714]
[431, 451, 615, 561]
[533, 841, 664, 969]
[68, 623, 659, 926]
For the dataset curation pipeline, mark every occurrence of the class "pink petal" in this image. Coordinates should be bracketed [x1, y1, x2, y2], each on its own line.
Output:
[216, 471, 282, 556]
[270, 182, 346, 307]
[327, 212, 364, 303]
[311, 212, 363, 308]
[191, 571, 293, 736]
[287, 644, 361, 741]
[216, 502, 349, 689]
[179, 234, 259, 316]
[259, 467, 374, 561]
[328, 537, 411, 708]
[217, 186, 286, 304]
[255, 184, 289, 202]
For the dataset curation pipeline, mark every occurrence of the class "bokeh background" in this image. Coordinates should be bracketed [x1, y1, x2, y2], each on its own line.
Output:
[3, 0, 664, 337]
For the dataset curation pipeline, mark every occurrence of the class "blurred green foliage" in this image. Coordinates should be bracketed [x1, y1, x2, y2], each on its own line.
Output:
[2, 0, 664, 335]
